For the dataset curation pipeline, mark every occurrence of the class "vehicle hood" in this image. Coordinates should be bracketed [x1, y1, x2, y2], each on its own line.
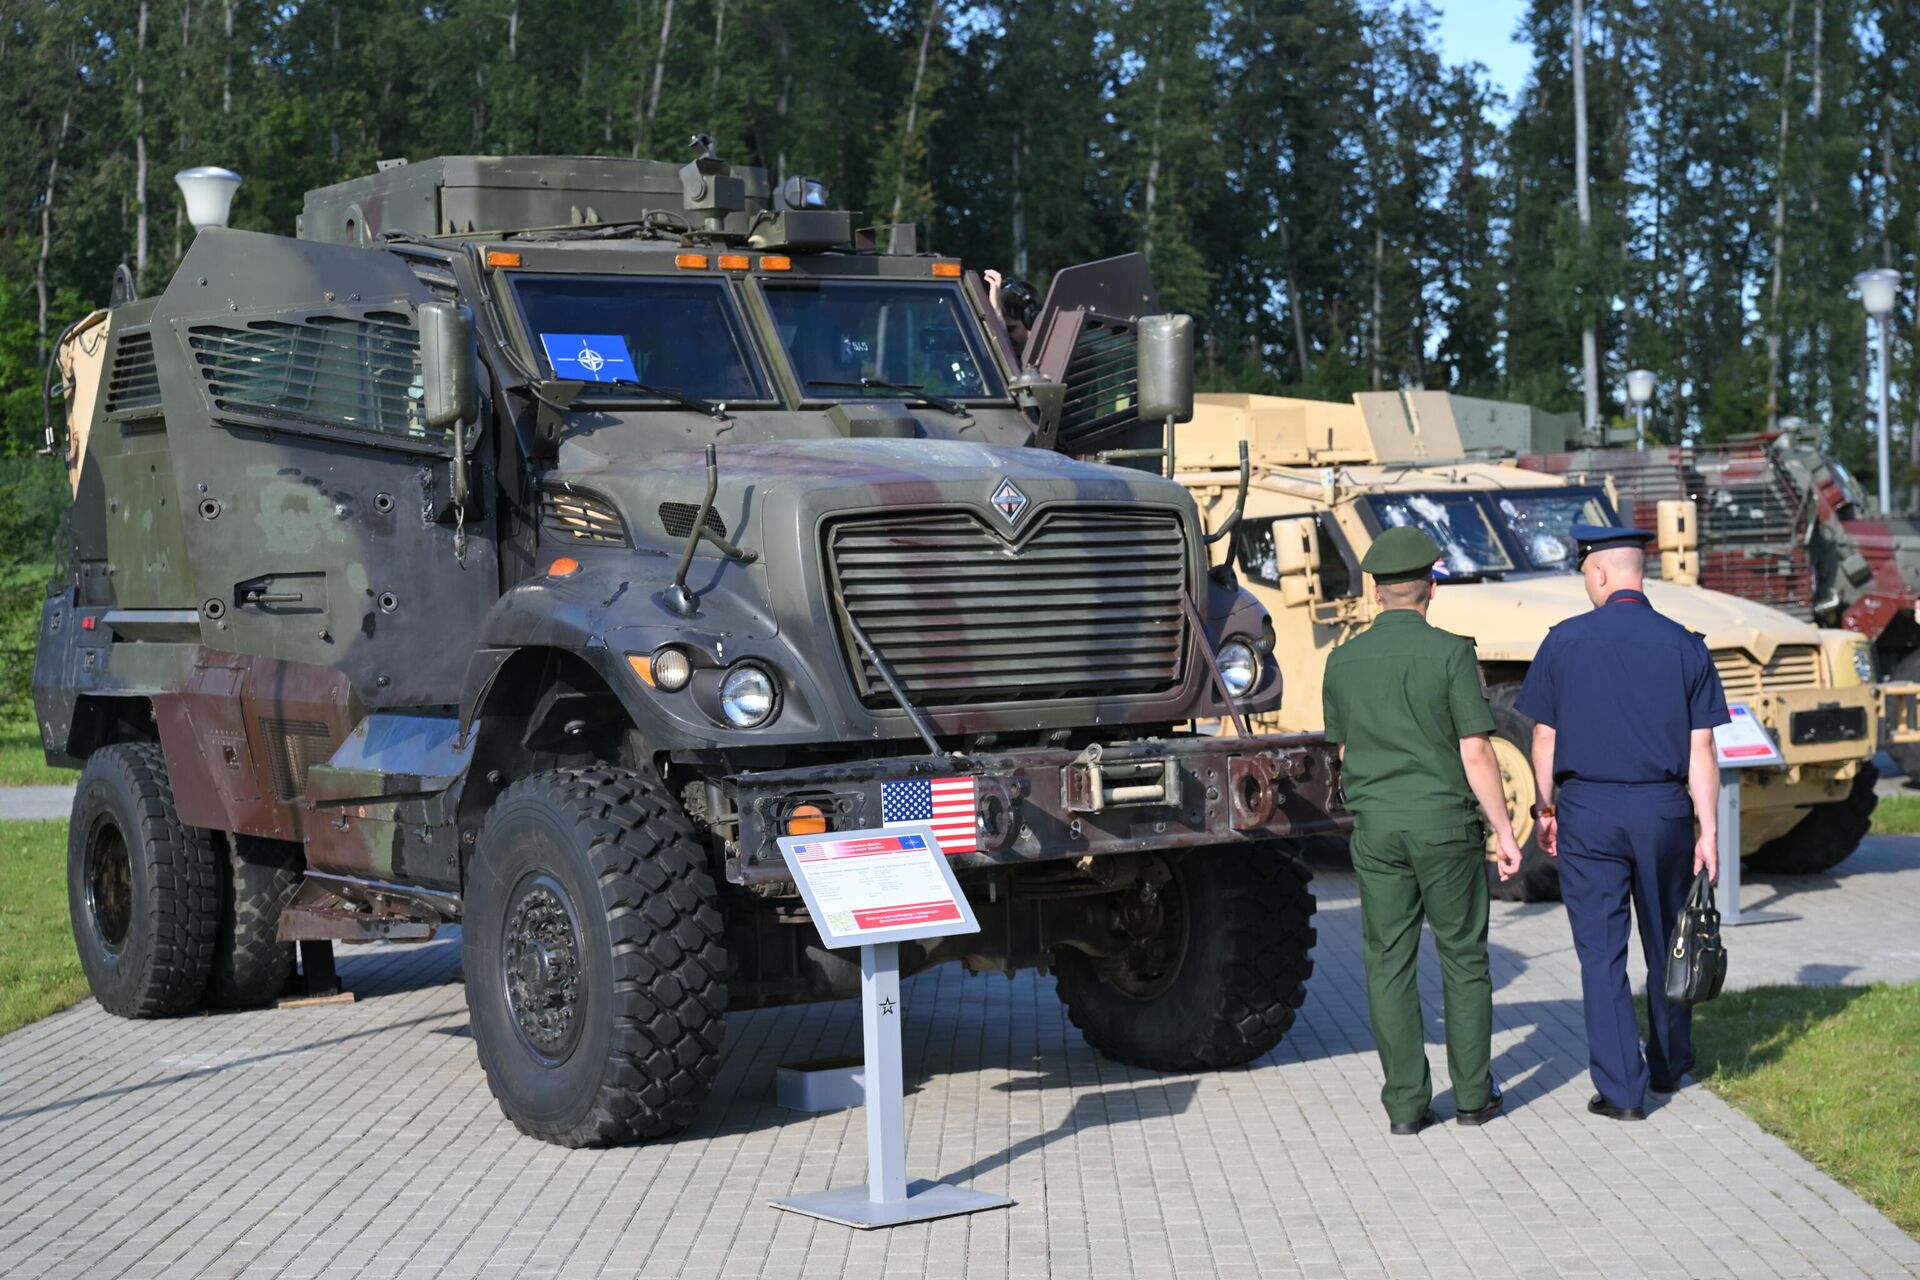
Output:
[1427, 573, 1825, 663]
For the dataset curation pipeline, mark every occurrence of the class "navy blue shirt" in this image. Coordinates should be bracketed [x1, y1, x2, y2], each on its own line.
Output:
[1516, 589, 1730, 786]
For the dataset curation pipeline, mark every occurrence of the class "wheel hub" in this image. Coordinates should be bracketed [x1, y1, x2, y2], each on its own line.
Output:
[86, 823, 133, 955]
[502, 876, 584, 1062]
[1099, 866, 1189, 1000]
[1489, 735, 1536, 856]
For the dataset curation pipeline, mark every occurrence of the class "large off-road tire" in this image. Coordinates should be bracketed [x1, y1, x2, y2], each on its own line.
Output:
[1486, 682, 1561, 903]
[464, 766, 727, 1147]
[67, 743, 221, 1018]
[1888, 651, 1920, 781]
[1052, 843, 1315, 1071]
[204, 835, 303, 1008]
[1745, 762, 1879, 876]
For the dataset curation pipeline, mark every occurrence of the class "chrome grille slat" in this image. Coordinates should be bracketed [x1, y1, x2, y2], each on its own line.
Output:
[829, 507, 1187, 705]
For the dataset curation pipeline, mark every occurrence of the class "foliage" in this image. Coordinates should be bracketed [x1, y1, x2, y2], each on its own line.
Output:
[1694, 982, 1920, 1237]
[0, 820, 87, 1037]
[0, 2, 1916, 498]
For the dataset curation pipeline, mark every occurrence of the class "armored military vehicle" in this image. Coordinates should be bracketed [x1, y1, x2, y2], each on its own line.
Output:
[1515, 429, 1920, 775]
[35, 148, 1347, 1147]
[1174, 391, 1886, 901]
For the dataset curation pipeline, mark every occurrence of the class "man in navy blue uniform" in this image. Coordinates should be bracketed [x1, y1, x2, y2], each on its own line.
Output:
[1517, 525, 1729, 1120]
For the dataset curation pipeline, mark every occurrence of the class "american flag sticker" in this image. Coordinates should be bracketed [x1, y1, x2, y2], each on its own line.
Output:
[880, 777, 979, 855]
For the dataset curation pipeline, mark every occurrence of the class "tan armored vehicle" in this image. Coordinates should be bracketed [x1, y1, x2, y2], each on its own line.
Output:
[1178, 391, 1888, 900]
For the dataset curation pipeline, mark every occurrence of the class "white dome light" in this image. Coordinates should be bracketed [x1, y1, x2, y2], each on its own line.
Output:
[175, 167, 242, 231]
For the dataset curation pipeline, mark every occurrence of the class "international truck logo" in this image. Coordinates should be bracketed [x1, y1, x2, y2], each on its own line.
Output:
[990, 478, 1029, 525]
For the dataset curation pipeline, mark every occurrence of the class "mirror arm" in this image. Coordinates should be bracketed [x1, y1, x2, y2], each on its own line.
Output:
[1204, 442, 1251, 546]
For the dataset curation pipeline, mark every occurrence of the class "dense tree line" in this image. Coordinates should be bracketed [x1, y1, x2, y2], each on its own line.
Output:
[2, 2, 1916, 500]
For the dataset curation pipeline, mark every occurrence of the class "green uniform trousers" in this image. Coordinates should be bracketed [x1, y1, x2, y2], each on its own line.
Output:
[1350, 826, 1494, 1124]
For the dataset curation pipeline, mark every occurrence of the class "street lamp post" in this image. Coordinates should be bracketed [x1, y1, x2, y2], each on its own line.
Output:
[1626, 368, 1657, 451]
[1856, 268, 1901, 513]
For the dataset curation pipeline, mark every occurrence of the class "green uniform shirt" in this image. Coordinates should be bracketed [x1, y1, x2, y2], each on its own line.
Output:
[1322, 609, 1495, 832]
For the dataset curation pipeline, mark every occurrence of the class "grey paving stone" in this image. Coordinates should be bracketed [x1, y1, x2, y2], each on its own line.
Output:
[0, 841, 1916, 1278]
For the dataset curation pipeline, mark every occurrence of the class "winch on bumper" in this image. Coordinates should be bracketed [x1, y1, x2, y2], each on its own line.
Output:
[724, 732, 1349, 886]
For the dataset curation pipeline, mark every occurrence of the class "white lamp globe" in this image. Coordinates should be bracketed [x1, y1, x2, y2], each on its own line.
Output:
[1855, 268, 1901, 318]
[1625, 368, 1657, 407]
[175, 167, 242, 231]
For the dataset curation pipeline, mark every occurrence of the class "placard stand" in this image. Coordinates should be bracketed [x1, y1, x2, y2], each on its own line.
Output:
[772, 942, 1012, 1228]
[1713, 705, 1796, 927]
[769, 824, 1013, 1228]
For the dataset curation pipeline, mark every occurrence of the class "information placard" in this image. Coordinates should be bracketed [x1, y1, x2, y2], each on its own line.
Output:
[776, 825, 979, 949]
[1713, 702, 1785, 769]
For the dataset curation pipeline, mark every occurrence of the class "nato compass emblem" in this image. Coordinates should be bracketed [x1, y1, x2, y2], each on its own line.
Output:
[990, 478, 1030, 525]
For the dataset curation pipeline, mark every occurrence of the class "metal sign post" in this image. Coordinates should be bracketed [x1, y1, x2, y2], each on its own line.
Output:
[1713, 705, 1796, 927]
[770, 824, 1014, 1229]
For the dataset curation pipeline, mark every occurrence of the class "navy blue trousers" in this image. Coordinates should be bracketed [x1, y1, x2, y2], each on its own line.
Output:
[1556, 781, 1696, 1109]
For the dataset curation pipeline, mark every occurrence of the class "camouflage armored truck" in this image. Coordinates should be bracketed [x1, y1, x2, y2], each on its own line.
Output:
[1174, 391, 1885, 901]
[34, 149, 1347, 1147]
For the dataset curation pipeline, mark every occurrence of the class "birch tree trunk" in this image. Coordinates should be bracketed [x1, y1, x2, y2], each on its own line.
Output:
[889, 0, 940, 225]
[1143, 68, 1164, 263]
[38, 109, 73, 366]
[1571, 0, 1598, 436]
[711, 0, 725, 98]
[1766, 0, 1798, 431]
[643, 0, 676, 155]
[135, 0, 150, 285]
[1010, 124, 1027, 275]
[223, 0, 234, 115]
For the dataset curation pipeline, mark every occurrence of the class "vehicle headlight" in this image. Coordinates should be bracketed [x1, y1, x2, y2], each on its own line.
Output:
[719, 663, 779, 728]
[1217, 639, 1262, 698]
[1853, 646, 1876, 684]
[650, 647, 692, 691]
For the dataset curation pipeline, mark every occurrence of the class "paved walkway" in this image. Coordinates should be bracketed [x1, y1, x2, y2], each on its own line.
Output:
[0, 787, 73, 821]
[1, 840, 1918, 1280]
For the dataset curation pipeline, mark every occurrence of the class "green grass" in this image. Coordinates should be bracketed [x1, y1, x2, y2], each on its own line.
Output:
[1871, 795, 1920, 836]
[0, 717, 70, 786]
[0, 820, 86, 1037]
[1693, 983, 1920, 1237]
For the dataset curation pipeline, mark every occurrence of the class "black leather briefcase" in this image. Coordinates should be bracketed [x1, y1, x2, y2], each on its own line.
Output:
[1665, 869, 1728, 1006]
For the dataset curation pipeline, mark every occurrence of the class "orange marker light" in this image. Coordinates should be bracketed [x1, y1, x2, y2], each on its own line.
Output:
[548, 557, 580, 577]
[485, 249, 522, 268]
[786, 804, 828, 836]
[627, 653, 655, 686]
[675, 253, 710, 270]
[759, 255, 792, 271]
[717, 253, 751, 271]
[931, 261, 963, 278]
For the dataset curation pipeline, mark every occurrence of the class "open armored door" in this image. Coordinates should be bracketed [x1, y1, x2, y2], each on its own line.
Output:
[1025, 254, 1161, 459]
[152, 228, 495, 711]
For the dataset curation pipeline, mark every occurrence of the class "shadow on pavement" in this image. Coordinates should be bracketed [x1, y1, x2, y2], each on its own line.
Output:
[0, 1010, 458, 1126]
[937, 1078, 1200, 1186]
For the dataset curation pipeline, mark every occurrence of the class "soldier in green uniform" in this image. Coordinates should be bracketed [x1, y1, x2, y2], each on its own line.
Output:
[1323, 526, 1525, 1135]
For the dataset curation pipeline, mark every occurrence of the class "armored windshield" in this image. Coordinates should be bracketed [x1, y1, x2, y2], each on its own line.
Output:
[511, 275, 769, 400]
[762, 281, 1005, 400]
[1365, 487, 1619, 577]
[1368, 493, 1515, 577]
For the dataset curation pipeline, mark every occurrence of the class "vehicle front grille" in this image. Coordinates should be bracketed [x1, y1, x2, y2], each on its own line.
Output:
[1712, 645, 1822, 704]
[827, 506, 1188, 706]
[541, 488, 628, 545]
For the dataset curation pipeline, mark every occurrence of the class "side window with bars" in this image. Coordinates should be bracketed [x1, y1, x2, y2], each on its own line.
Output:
[184, 308, 431, 442]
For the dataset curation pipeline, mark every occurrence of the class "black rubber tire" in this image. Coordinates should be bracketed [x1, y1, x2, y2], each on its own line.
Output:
[1746, 762, 1879, 876]
[1888, 652, 1920, 781]
[66, 742, 221, 1018]
[1486, 683, 1561, 903]
[464, 766, 727, 1147]
[1053, 842, 1316, 1071]
[204, 835, 303, 1008]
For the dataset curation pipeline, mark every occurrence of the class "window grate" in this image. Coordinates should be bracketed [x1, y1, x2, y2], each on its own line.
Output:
[187, 310, 425, 438]
[658, 501, 727, 540]
[104, 332, 163, 416]
[541, 489, 629, 545]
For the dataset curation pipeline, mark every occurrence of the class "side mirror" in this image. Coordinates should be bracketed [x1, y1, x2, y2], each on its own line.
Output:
[419, 301, 477, 431]
[1135, 314, 1194, 425]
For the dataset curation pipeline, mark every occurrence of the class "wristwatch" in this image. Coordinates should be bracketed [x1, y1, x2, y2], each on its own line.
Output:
[1529, 803, 1556, 819]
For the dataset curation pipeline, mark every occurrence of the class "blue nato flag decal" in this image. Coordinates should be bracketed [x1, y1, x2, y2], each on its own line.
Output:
[539, 333, 637, 382]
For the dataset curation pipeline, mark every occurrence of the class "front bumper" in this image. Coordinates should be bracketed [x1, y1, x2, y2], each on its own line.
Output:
[1752, 685, 1880, 765]
[724, 732, 1350, 886]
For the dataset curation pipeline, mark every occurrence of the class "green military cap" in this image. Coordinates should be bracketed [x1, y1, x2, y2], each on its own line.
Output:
[1361, 526, 1443, 583]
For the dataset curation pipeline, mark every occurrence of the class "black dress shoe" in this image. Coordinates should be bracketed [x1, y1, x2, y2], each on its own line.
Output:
[1456, 1090, 1505, 1127]
[1390, 1110, 1438, 1136]
[1588, 1094, 1646, 1121]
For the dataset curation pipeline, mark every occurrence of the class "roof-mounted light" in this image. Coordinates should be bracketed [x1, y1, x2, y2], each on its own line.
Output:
[781, 176, 829, 210]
